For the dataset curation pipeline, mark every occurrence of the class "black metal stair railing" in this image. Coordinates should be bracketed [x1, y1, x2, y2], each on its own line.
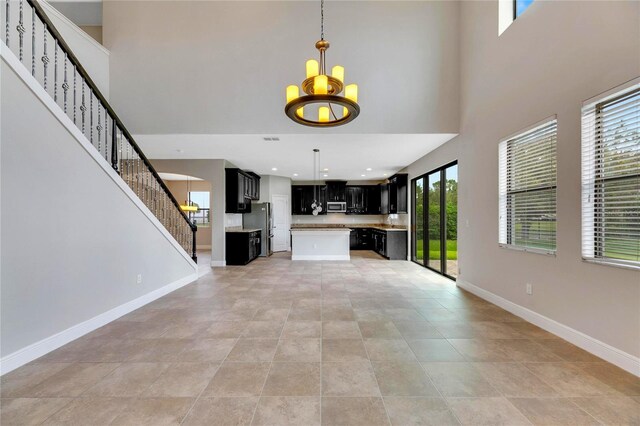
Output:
[2, 0, 197, 261]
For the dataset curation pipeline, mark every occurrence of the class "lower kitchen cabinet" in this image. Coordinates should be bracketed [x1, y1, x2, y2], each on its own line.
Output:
[349, 228, 407, 260]
[226, 230, 261, 265]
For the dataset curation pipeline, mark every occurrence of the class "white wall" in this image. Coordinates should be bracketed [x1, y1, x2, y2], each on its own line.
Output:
[1, 53, 196, 370]
[102, 1, 459, 135]
[257, 175, 292, 213]
[403, 0, 640, 365]
[41, 1, 110, 99]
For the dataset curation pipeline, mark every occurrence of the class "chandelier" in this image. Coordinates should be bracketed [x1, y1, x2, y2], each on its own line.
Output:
[180, 176, 198, 213]
[285, 0, 360, 127]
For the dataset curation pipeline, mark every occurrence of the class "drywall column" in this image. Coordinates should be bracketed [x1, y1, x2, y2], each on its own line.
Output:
[150, 159, 227, 266]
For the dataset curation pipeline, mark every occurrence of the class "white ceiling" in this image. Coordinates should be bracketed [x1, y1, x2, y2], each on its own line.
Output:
[137, 133, 457, 180]
[156, 172, 203, 181]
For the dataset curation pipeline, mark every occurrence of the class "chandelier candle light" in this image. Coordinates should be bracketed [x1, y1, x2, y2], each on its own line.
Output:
[285, 0, 360, 127]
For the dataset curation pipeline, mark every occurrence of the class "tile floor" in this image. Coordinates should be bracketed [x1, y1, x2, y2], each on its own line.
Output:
[1, 251, 639, 425]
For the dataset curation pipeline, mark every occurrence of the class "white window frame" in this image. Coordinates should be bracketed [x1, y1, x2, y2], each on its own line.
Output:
[581, 79, 640, 270]
[499, 116, 558, 255]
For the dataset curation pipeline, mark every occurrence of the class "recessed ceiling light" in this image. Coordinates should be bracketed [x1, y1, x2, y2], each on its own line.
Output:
[383, 173, 388, 176]
[323, 174, 329, 177]
[366, 168, 372, 171]
[293, 173, 299, 177]
[323, 168, 329, 172]
[361, 174, 366, 177]
[271, 167, 278, 171]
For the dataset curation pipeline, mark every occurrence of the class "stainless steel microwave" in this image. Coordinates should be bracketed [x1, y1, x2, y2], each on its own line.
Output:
[326, 201, 346, 213]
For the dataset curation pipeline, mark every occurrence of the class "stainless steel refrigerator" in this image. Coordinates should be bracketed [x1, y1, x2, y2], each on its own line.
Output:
[243, 202, 273, 257]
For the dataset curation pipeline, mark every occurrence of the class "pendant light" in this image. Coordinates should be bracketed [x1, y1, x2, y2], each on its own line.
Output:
[285, 0, 360, 127]
[311, 149, 323, 215]
[180, 177, 198, 212]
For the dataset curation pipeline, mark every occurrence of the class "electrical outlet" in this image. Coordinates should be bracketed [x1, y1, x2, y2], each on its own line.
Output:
[137, 274, 143, 284]
[526, 283, 532, 295]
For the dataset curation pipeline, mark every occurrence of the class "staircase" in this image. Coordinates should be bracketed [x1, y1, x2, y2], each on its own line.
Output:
[2, 0, 197, 261]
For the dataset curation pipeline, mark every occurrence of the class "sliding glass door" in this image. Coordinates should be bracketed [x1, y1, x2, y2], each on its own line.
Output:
[412, 161, 458, 279]
[414, 178, 425, 265]
[427, 171, 442, 272]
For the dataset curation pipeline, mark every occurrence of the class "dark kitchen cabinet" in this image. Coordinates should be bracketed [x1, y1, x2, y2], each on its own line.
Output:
[379, 183, 390, 215]
[226, 230, 261, 265]
[346, 186, 366, 214]
[357, 228, 372, 249]
[349, 228, 372, 250]
[372, 229, 386, 256]
[365, 186, 380, 215]
[226, 169, 252, 213]
[226, 169, 261, 213]
[327, 181, 347, 202]
[291, 185, 327, 215]
[372, 229, 407, 260]
[349, 229, 358, 249]
[246, 172, 261, 200]
[388, 174, 408, 214]
[346, 185, 380, 215]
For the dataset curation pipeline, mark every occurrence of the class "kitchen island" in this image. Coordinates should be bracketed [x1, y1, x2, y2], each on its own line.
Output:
[290, 228, 351, 261]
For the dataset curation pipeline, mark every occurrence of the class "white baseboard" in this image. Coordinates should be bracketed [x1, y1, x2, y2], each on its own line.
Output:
[456, 278, 640, 377]
[0, 273, 198, 376]
[292, 255, 350, 261]
[211, 260, 226, 267]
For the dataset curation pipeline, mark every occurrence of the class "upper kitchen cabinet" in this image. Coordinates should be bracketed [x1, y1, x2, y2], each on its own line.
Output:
[246, 172, 261, 200]
[366, 185, 381, 214]
[326, 181, 347, 202]
[226, 168, 261, 213]
[388, 174, 408, 214]
[292, 185, 327, 215]
[379, 183, 390, 215]
[346, 186, 366, 214]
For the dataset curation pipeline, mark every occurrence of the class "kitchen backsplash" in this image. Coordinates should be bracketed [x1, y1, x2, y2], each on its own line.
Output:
[292, 213, 408, 226]
[225, 213, 243, 228]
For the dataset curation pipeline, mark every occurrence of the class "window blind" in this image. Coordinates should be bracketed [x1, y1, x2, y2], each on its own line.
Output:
[582, 86, 640, 268]
[499, 120, 557, 254]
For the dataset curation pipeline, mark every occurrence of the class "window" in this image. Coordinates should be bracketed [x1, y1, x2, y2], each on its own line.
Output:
[189, 191, 210, 226]
[514, 0, 534, 18]
[498, 0, 534, 35]
[499, 119, 557, 254]
[582, 84, 640, 268]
